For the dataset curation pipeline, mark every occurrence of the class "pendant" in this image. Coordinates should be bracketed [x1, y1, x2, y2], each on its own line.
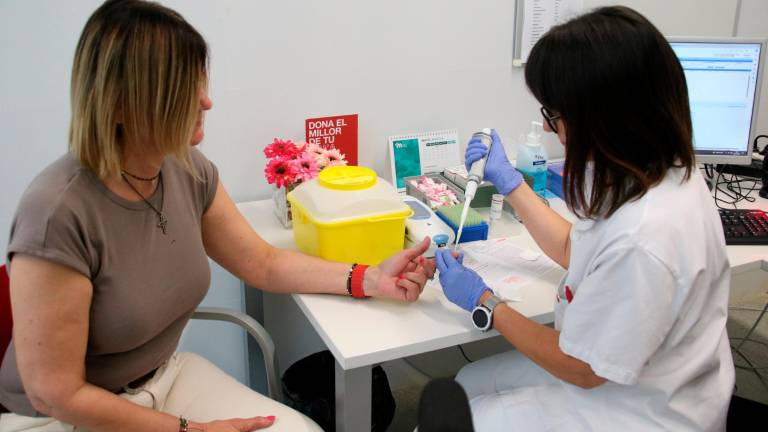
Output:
[158, 212, 168, 235]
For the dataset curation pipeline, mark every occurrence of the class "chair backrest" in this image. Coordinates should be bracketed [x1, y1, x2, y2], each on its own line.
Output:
[0, 264, 12, 363]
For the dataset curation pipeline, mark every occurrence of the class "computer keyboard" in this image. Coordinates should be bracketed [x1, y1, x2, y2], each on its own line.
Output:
[719, 209, 768, 245]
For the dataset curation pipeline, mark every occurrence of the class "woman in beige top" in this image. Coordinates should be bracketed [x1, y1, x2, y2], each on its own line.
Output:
[0, 1, 434, 431]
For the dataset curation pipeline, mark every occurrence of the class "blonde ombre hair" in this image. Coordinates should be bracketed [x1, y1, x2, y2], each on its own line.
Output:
[69, 0, 208, 178]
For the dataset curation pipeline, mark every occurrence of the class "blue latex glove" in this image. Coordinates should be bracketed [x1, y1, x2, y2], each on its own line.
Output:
[465, 129, 523, 196]
[435, 249, 491, 312]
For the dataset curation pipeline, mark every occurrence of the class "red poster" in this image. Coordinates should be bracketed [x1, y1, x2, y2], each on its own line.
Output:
[305, 114, 358, 166]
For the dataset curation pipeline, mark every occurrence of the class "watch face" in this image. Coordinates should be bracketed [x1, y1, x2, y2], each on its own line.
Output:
[472, 308, 489, 329]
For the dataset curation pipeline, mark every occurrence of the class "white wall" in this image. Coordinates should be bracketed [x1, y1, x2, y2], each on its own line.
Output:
[736, 0, 768, 142]
[2, 0, 766, 386]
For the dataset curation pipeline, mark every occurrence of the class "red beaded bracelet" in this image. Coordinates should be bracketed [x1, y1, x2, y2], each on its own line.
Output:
[350, 264, 369, 299]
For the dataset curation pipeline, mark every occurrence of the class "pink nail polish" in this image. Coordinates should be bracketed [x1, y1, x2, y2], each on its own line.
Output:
[266, 415, 276, 422]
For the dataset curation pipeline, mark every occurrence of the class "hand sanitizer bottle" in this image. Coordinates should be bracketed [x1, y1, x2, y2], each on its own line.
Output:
[516, 121, 548, 195]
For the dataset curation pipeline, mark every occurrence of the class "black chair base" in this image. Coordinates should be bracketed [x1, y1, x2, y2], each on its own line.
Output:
[726, 395, 768, 431]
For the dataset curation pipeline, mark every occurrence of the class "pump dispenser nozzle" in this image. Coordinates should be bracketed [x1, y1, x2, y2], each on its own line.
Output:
[526, 121, 543, 146]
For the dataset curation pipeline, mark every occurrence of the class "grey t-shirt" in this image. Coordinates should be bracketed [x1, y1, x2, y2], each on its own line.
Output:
[0, 148, 218, 416]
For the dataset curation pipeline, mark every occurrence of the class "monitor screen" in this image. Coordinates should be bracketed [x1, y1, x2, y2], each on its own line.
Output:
[669, 38, 765, 165]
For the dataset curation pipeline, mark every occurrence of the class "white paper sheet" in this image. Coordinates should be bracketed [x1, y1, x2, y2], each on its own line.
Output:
[460, 237, 560, 302]
[520, 0, 583, 63]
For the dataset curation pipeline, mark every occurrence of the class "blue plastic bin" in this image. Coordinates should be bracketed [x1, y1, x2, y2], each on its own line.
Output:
[435, 212, 488, 243]
[547, 162, 565, 200]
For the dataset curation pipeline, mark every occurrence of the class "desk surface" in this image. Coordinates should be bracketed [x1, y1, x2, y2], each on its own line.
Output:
[238, 199, 566, 370]
[238, 193, 768, 370]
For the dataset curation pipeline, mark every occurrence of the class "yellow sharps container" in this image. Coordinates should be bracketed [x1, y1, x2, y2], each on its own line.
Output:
[287, 166, 413, 265]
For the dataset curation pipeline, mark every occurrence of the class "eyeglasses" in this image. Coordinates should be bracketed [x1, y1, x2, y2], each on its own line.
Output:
[540, 106, 561, 133]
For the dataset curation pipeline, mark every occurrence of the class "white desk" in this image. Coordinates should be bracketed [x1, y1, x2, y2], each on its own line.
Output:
[237, 199, 565, 431]
[237, 193, 768, 432]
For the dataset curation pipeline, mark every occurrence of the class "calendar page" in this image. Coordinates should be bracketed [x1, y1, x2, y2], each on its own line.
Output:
[387, 130, 461, 192]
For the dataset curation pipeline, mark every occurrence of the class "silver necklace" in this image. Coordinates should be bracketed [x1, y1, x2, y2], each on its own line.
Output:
[121, 171, 168, 235]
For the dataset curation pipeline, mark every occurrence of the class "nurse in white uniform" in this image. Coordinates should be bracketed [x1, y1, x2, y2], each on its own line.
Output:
[434, 6, 734, 431]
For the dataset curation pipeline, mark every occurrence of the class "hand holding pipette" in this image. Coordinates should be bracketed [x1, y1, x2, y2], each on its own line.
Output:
[454, 128, 493, 250]
[464, 129, 524, 197]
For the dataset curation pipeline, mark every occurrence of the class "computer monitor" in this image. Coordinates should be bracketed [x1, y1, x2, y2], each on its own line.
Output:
[668, 37, 766, 165]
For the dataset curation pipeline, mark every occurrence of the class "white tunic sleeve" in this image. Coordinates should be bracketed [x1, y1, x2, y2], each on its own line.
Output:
[558, 245, 678, 385]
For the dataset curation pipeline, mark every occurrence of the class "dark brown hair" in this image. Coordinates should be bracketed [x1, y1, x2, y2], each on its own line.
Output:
[525, 6, 694, 219]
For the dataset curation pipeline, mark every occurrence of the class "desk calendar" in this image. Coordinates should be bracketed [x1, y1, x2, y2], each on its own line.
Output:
[387, 129, 461, 192]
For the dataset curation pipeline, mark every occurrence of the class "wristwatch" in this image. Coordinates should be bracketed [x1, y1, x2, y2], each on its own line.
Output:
[471, 292, 503, 332]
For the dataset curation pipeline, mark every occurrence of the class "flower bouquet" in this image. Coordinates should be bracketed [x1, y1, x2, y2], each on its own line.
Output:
[264, 138, 347, 227]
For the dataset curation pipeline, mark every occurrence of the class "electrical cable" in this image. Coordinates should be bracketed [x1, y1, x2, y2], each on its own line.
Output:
[753, 134, 768, 155]
[402, 345, 476, 381]
[704, 164, 761, 209]
[729, 301, 768, 392]
[457, 345, 473, 363]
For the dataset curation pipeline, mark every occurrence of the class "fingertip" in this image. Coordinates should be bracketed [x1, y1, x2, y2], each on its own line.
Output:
[408, 287, 420, 302]
[409, 237, 430, 256]
[419, 236, 431, 251]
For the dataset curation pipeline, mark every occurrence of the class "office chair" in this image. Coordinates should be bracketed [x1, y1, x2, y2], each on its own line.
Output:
[0, 263, 282, 416]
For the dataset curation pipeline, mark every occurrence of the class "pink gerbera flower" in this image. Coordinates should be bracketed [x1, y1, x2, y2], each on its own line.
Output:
[303, 143, 327, 167]
[292, 153, 320, 182]
[304, 142, 325, 156]
[294, 141, 308, 153]
[323, 148, 347, 167]
[264, 156, 297, 188]
[264, 138, 300, 159]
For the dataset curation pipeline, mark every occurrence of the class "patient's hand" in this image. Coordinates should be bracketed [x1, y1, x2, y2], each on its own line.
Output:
[365, 237, 433, 302]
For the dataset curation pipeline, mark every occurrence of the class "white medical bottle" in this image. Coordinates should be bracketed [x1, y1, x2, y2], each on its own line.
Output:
[516, 121, 548, 195]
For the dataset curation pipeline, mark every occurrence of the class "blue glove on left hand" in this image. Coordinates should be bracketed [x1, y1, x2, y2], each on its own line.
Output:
[465, 129, 523, 196]
[435, 249, 491, 312]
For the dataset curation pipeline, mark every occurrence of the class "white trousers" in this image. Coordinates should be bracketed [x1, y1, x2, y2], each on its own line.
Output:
[455, 350, 585, 432]
[0, 352, 322, 432]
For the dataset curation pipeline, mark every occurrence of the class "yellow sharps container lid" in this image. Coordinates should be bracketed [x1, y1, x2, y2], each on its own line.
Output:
[318, 166, 378, 191]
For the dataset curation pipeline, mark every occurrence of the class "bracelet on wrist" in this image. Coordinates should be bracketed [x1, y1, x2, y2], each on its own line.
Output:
[350, 264, 370, 299]
[179, 416, 188, 432]
[346, 263, 358, 296]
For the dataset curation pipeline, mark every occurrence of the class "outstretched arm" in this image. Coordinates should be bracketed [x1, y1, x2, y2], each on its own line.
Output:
[202, 180, 435, 300]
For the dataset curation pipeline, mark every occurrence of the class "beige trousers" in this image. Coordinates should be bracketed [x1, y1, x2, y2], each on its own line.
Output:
[0, 352, 322, 432]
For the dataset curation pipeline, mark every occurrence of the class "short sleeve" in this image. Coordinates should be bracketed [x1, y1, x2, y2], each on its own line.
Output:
[189, 148, 219, 213]
[7, 194, 92, 278]
[559, 246, 678, 385]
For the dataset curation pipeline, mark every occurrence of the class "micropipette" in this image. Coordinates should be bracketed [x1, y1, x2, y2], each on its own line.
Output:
[454, 128, 492, 251]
